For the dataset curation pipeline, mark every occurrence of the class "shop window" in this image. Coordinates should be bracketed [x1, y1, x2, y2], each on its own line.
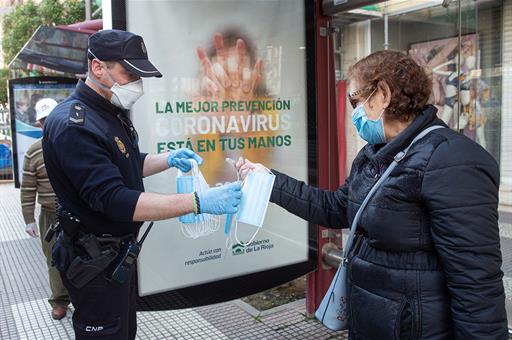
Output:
[335, 0, 503, 163]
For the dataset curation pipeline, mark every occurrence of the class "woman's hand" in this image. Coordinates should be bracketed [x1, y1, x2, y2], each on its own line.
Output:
[235, 157, 269, 181]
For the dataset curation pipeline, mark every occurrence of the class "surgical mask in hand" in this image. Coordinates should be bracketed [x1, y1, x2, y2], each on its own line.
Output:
[224, 158, 275, 248]
[175, 160, 219, 238]
[176, 175, 201, 224]
[236, 171, 275, 228]
[351, 90, 386, 144]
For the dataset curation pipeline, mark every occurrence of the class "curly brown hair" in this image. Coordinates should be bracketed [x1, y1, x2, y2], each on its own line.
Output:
[348, 50, 432, 122]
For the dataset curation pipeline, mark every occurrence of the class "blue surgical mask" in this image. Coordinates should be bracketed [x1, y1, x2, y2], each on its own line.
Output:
[237, 172, 275, 228]
[176, 173, 205, 224]
[351, 90, 386, 144]
[222, 158, 275, 248]
[232, 171, 275, 247]
[176, 175, 196, 224]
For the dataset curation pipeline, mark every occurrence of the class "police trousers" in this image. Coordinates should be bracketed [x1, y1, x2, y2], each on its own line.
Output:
[54, 237, 138, 340]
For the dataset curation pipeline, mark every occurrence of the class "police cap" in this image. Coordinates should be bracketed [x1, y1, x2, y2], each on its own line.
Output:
[88, 29, 162, 78]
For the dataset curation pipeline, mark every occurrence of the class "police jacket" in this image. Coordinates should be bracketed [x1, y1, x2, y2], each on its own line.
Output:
[43, 80, 146, 236]
[270, 105, 507, 339]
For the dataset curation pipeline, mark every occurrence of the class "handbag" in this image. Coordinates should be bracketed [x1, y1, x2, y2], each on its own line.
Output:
[315, 125, 444, 331]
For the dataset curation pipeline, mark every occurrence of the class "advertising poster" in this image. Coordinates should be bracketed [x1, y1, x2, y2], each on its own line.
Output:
[126, 0, 311, 296]
[9, 78, 77, 187]
[0, 103, 12, 180]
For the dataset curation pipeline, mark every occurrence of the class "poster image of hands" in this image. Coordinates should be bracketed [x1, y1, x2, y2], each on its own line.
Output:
[128, 0, 310, 295]
[176, 27, 288, 183]
[409, 34, 487, 146]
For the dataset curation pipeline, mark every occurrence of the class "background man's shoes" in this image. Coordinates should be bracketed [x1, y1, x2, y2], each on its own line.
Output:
[51, 306, 67, 320]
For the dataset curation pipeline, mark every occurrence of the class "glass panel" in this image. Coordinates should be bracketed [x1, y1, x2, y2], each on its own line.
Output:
[371, 2, 459, 53]
[458, 0, 502, 162]
[367, 0, 503, 161]
[335, 0, 503, 163]
[371, 2, 462, 140]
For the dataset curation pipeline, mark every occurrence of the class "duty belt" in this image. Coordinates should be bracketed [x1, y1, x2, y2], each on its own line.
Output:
[56, 209, 82, 240]
[52, 209, 135, 242]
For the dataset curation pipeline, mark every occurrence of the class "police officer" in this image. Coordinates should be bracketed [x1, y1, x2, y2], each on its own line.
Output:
[42, 30, 242, 340]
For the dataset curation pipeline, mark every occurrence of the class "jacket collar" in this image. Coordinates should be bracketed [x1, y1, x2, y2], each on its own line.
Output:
[364, 105, 447, 164]
[71, 80, 126, 121]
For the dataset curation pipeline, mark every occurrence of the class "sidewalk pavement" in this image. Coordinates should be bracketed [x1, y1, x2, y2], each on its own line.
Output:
[0, 183, 343, 340]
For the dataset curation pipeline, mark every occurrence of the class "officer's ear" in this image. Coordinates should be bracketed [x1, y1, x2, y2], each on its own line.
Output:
[89, 59, 105, 79]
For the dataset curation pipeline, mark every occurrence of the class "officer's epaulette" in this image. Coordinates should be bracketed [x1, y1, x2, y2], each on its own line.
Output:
[69, 103, 85, 125]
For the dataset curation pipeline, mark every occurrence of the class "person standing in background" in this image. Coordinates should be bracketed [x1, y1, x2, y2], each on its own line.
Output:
[25, 93, 43, 126]
[20, 97, 70, 320]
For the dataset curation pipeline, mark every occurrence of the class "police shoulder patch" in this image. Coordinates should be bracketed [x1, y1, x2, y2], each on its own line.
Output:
[69, 103, 85, 125]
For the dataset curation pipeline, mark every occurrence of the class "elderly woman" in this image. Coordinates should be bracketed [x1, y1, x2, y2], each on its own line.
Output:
[237, 50, 507, 339]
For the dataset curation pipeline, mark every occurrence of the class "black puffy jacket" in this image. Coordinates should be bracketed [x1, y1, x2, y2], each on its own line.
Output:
[270, 106, 507, 339]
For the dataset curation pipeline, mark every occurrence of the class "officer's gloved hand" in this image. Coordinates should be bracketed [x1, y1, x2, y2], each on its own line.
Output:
[25, 222, 39, 238]
[198, 182, 242, 215]
[167, 148, 204, 172]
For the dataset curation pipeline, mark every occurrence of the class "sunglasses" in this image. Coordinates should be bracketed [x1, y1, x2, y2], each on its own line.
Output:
[117, 114, 139, 146]
[347, 86, 374, 109]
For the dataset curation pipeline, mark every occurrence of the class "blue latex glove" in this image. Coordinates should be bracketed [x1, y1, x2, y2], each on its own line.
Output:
[167, 148, 203, 172]
[198, 182, 242, 215]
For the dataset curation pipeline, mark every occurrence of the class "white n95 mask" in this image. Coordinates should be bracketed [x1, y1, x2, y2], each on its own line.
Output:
[109, 78, 144, 110]
[86, 54, 144, 110]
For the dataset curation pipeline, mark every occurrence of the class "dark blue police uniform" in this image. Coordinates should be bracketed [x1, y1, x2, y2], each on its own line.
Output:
[42, 30, 162, 340]
[43, 80, 145, 339]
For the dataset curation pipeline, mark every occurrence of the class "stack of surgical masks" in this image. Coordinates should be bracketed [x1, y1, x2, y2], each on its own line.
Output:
[176, 160, 220, 238]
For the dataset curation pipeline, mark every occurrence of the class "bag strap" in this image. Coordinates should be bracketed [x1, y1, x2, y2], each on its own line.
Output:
[341, 125, 444, 259]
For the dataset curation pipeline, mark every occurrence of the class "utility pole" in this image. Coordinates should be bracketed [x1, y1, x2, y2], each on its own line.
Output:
[85, 0, 91, 20]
